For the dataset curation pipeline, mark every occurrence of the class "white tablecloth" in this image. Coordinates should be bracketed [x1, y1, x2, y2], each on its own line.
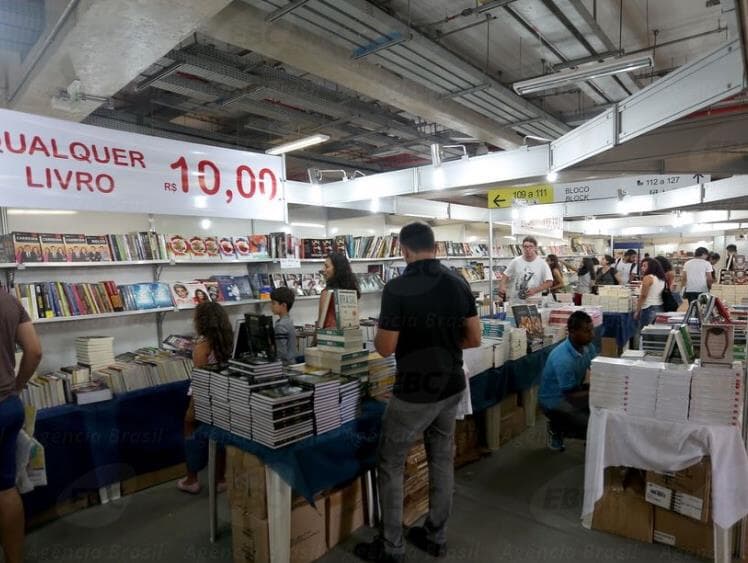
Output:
[583, 407, 748, 529]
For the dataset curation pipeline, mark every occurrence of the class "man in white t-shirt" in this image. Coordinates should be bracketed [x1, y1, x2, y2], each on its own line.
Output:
[681, 246, 714, 304]
[500, 236, 553, 301]
[616, 250, 639, 285]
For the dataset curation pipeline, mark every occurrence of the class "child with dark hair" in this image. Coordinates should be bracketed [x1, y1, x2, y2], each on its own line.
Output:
[178, 301, 233, 494]
[271, 287, 297, 364]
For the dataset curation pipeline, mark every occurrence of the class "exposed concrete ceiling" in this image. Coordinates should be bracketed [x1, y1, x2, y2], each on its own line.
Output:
[0, 0, 744, 185]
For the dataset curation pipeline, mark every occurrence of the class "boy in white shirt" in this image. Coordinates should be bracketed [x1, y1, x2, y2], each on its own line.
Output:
[681, 247, 713, 304]
[500, 236, 553, 301]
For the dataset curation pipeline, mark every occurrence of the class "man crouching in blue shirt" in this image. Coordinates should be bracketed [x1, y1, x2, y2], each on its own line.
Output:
[539, 311, 597, 452]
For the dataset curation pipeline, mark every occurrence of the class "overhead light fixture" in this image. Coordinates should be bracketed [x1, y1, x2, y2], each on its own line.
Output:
[7, 209, 77, 215]
[512, 52, 654, 95]
[200, 219, 212, 230]
[547, 171, 558, 182]
[290, 222, 326, 229]
[266, 134, 330, 155]
[307, 168, 348, 184]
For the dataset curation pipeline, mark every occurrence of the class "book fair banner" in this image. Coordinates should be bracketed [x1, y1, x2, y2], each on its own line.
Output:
[0, 108, 285, 221]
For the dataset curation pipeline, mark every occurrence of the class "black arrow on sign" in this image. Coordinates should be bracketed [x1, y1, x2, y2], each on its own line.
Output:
[493, 195, 507, 207]
[693, 173, 704, 183]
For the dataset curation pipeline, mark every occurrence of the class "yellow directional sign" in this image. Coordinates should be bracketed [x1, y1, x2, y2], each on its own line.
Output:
[487, 184, 554, 208]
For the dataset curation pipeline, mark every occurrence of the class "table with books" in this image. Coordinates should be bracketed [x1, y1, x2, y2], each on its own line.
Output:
[583, 356, 748, 563]
[24, 379, 190, 518]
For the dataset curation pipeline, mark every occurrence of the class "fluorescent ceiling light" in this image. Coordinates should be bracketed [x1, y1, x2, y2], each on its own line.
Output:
[7, 209, 77, 215]
[512, 52, 654, 95]
[290, 222, 325, 228]
[547, 171, 558, 182]
[266, 134, 330, 155]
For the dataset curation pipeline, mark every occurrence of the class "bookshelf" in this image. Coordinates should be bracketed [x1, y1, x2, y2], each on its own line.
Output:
[33, 307, 177, 325]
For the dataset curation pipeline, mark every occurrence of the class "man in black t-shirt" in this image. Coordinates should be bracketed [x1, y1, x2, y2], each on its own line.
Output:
[355, 223, 481, 563]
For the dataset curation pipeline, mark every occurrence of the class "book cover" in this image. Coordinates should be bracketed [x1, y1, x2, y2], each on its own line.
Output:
[85, 235, 112, 261]
[217, 278, 241, 301]
[13, 232, 42, 263]
[203, 236, 221, 260]
[301, 274, 316, 296]
[233, 276, 253, 300]
[233, 236, 251, 258]
[63, 234, 88, 262]
[39, 233, 68, 262]
[131, 283, 157, 310]
[334, 289, 359, 329]
[512, 304, 543, 340]
[202, 280, 221, 302]
[318, 291, 336, 328]
[284, 274, 304, 296]
[218, 237, 236, 259]
[170, 282, 193, 307]
[167, 235, 190, 260]
[188, 236, 207, 260]
[150, 283, 174, 308]
[185, 282, 211, 305]
[271, 273, 287, 289]
[248, 235, 268, 258]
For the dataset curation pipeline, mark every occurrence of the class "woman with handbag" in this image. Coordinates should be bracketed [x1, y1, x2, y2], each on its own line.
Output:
[635, 258, 668, 327]
[655, 255, 683, 308]
[595, 255, 622, 286]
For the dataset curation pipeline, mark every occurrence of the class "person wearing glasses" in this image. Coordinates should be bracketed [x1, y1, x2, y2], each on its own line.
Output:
[500, 236, 554, 302]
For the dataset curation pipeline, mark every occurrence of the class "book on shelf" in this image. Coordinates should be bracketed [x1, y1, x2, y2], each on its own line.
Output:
[302, 238, 334, 259]
[233, 236, 251, 259]
[167, 235, 190, 260]
[233, 276, 254, 300]
[161, 334, 194, 355]
[285, 273, 305, 296]
[85, 235, 112, 262]
[12, 232, 43, 263]
[211, 276, 241, 301]
[188, 236, 207, 260]
[63, 234, 88, 261]
[40, 233, 67, 262]
[271, 273, 287, 289]
[218, 236, 236, 259]
[203, 236, 221, 260]
[248, 235, 268, 258]
[200, 280, 221, 302]
[169, 282, 211, 308]
[14, 280, 128, 319]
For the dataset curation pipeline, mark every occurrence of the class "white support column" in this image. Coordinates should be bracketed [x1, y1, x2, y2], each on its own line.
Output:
[266, 467, 292, 563]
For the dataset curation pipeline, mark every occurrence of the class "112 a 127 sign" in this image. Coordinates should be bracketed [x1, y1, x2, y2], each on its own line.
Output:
[0, 108, 285, 221]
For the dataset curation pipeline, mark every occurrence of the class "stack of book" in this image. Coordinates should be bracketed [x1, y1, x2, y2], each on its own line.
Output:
[339, 378, 362, 424]
[368, 353, 396, 400]
[227, 358, 285, 390]
[18, 373, 67, 410]
[71, 381, 113, 405]
[210, 371, 231, 432]
[509, 328, 527, 360]
[228, 376, 253, 440]
[640, 325, 673, 357]
[317, 329, 365, 353]
[590, 359, 630, 412]
[654, 368, 692, 422]
[689, 364, 743, 426]
[304, 347, 369, 379]
[76, 336, 115, 371]
[91, 350, 192, 394]
[249, 386, 314, 449]
[191, 368, 213, 424]
[291, 374, 342, 435]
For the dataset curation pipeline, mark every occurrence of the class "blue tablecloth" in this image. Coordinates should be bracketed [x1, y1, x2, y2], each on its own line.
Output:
[602, 312, 637, 347]
[24, 380, 190, 518]
[194, 400, 386, 502]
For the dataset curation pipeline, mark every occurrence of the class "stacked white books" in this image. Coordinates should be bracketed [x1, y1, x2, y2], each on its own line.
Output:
[304, 347, 369, 380]
[689, 363, 744, 426]
[228, 376, 252, 440]
[339, 378, 361, 424]
[654, 366, 692, 422]
[626, 364, 660, 418]
[250, 386, 314, 449]
[590, 358, 630, 412]
[191, 367, 212, 424]
[368, 353, 396, 400]
[509, 328, 527, 360]
[19, 373, 67, 410]
[76, 336, 115, 371]
[316, 328, 364, 353]
[210, 371, 231, 432]
[291, 374, 342, 434]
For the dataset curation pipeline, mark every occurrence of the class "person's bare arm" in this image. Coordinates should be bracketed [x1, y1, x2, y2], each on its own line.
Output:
[316, 288, 328, 327]
[192, 339, 212, 369]
[459, 316, 482, 349]
[706, 271, 714, 289]
[15, 321, 42, 391]
[528, 280, 553, 296]
[680, 270, 688, 291]
[374, 328, 399, 357]
[635, 276, 653, 319]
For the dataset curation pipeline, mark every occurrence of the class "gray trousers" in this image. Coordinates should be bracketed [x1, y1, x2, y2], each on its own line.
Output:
[378, 393, 462, 555]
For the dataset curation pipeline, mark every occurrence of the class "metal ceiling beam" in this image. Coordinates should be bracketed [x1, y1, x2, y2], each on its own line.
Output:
[265, 0, 312, 23]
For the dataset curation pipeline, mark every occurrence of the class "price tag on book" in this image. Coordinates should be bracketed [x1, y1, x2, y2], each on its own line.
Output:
[280, 258, 301, 269]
